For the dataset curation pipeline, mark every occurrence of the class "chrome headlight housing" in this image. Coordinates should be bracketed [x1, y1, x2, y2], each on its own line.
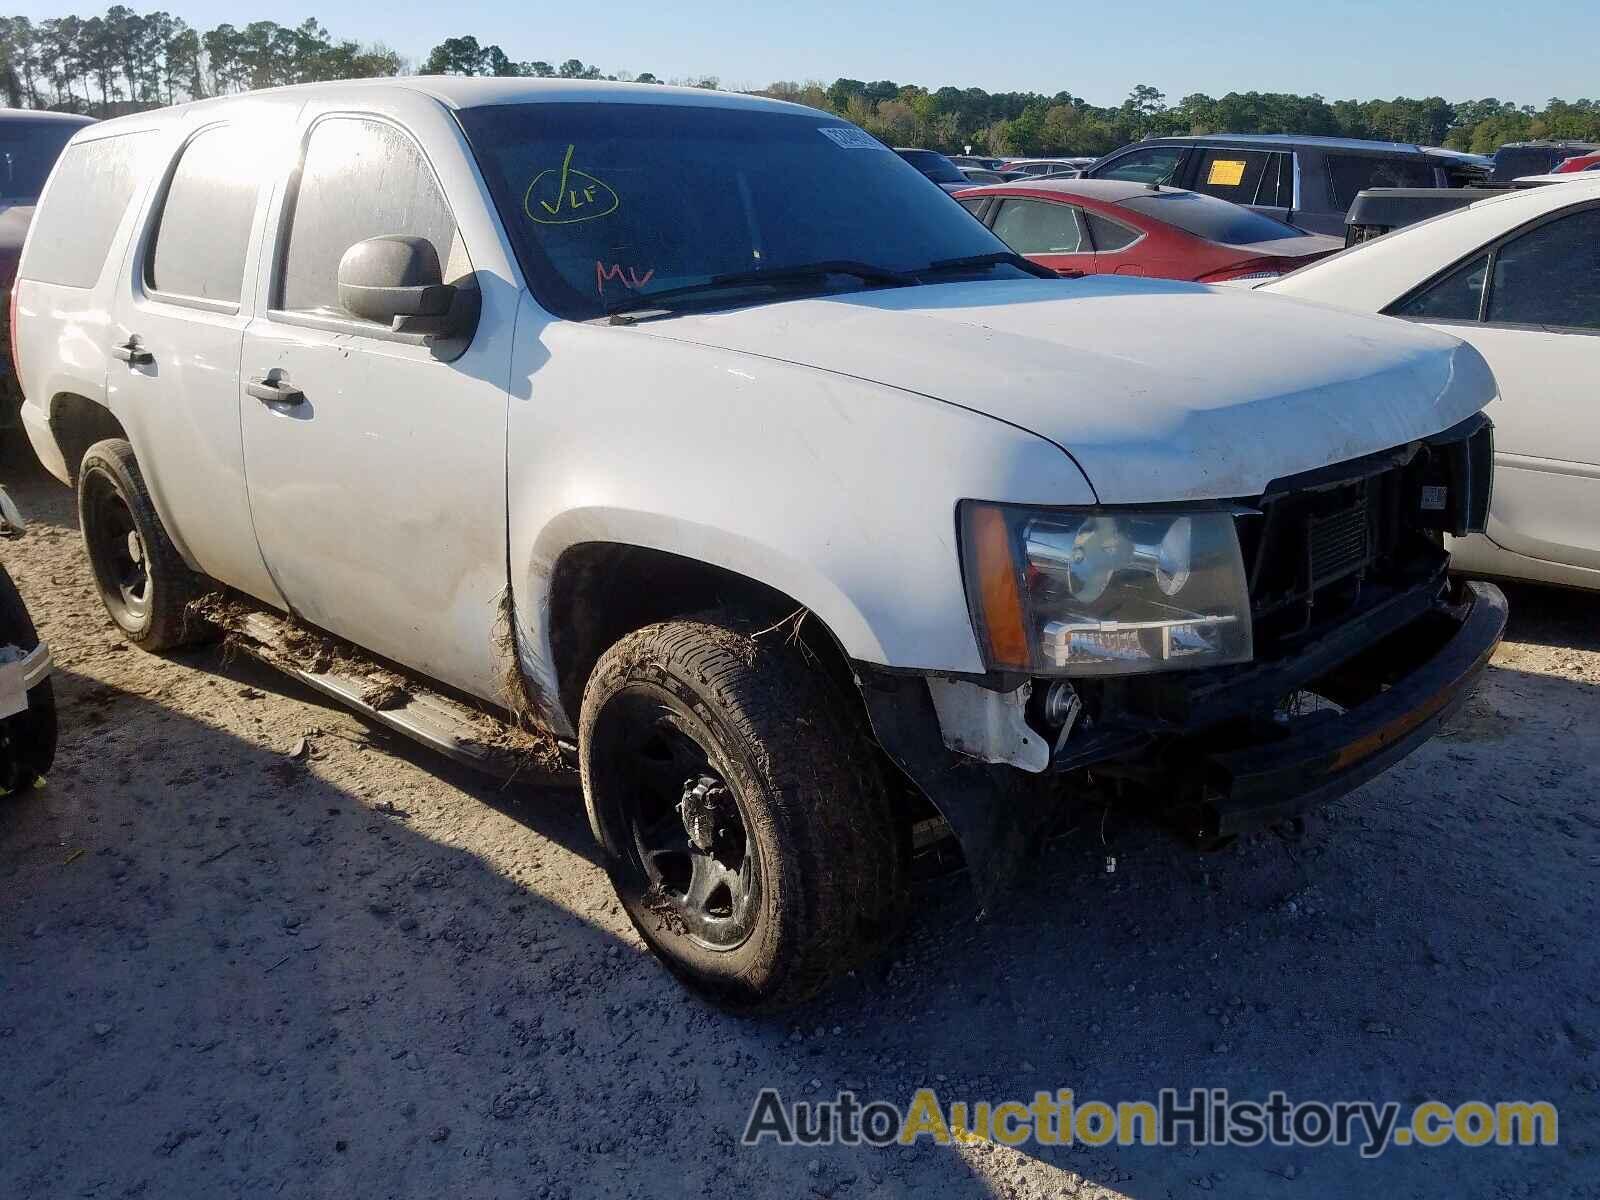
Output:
[959, 502, 1253, 676]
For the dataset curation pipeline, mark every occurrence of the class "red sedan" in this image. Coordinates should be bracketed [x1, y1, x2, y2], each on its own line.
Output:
[1553, 151, 1600, 173]
[954, 178, 1342, 283]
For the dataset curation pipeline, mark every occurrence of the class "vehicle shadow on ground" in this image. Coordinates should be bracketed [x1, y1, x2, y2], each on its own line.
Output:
[1495, 578, 1600, 653]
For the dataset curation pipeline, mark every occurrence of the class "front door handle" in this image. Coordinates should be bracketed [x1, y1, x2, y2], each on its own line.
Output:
[247, 374, 305, 406]
[111, 336, 153, 365]
[1055, 268, 1086, 278]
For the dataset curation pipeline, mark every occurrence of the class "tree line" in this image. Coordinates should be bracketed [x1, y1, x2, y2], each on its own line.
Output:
[2, 8, 1595, 159]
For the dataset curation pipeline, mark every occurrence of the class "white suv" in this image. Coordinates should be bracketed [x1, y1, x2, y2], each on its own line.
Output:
[14, 79, 1507, 1008]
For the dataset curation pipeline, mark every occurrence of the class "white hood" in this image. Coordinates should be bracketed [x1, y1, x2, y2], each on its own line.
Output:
[636, 276, 1496, 503]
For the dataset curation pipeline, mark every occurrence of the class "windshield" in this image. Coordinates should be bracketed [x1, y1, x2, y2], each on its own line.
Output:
[0, 120, 81, 204]
[1119, 190, 1310, 245]
[458, 103, 1014, 320]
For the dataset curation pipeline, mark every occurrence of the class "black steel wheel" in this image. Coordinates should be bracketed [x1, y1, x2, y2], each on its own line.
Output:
[593, 687, 763, 951]
[76, 439, 210, 651]
[580, 613, 908, 1010]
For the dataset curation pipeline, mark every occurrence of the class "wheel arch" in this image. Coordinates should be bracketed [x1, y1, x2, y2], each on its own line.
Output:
[47, 392, 129, 485]
[542, 536, 866, 732]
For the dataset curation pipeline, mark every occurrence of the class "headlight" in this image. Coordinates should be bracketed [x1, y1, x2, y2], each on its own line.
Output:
[959, 502, 1253, 675]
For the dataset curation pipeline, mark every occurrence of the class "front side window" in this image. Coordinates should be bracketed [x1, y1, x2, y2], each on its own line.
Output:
[1091, 146, 1186, 185]
[457, 104, 1015, 321]
[1486, 209, 1600, 330]
[1389, 253, 1488, 322]
[1325, 155, 1436, 208]
[20, 133, 149, 289]
[148, 125, 258, 304]
[990, 199, 1085, 254]
[278, 117, 459, 318]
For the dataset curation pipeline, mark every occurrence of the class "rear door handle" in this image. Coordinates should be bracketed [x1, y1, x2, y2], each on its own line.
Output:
[247, 375, 305, 406]
[111, 337, 153, 365]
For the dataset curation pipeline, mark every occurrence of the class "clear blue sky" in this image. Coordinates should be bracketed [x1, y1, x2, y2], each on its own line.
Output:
[12, 0, 1597, 107]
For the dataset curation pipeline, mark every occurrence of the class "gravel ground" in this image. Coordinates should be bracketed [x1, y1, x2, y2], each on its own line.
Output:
[1, 442, 1597, 1200]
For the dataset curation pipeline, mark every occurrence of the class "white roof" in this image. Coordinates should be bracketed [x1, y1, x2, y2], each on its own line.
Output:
[85, 76, 822, 137]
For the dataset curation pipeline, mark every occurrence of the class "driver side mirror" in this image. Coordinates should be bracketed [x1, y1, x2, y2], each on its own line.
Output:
[337, 235, 465, 338]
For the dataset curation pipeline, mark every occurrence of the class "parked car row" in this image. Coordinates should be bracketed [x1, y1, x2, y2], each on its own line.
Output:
[6, 81, 1588, 1012]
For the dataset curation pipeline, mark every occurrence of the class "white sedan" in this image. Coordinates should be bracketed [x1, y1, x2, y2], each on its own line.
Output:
[1263, 177, 1600, 592]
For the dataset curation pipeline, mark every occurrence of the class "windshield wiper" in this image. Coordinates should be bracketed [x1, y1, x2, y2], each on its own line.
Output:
[606, 260, 915, 322]
[914, 251, 1059, 280]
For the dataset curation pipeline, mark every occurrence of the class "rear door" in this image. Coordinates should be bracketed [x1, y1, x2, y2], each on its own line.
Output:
[238, 107, 513, 700]
[1389, 202, 1600, 569]
[987, 197, 1096, 276]
[108, 116, 282, 605]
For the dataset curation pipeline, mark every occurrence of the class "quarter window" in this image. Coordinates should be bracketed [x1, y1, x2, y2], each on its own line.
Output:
[19, 133, 148, 288]
[990, 199, 1086, 254]
[278, 118, 459, 319]
[1324, 155, 1435, 208]
[1486, 209, 1600, 330]
[1389, 253, 1488, 322]
[147, 125, 257, 304]
[1085, 212, 1139, 252]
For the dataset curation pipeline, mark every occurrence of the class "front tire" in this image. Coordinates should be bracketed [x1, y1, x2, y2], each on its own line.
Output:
[579, 613, 907, 1010]
[77, 438, 209, 652]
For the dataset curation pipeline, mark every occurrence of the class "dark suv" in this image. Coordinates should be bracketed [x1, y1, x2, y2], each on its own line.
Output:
[1489, 141, 1600, 183]
[0, 109, 95, 425]
[1081, 134, 1476, 236]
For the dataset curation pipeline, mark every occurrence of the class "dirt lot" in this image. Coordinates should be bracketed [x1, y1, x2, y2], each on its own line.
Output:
[1, 442, 1597, 1200]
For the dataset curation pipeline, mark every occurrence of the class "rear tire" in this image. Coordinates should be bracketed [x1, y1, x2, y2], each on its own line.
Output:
[579, 612, 907, 1010]
[0, 563, 55, 791]
[77, 438, 210, 652]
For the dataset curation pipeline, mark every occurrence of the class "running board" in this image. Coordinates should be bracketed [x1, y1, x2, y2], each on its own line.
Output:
[216, 605, 575, 783]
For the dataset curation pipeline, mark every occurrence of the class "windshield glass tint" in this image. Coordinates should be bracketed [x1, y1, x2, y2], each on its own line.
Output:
[0, 120, 80, 202]
[1120, 191, 1307, 245]
[458, 103, 1009, 319]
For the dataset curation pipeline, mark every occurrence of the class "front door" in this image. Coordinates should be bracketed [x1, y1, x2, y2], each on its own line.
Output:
[239, 113, 512, 700]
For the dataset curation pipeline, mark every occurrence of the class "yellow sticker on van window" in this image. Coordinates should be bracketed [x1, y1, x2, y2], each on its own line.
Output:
[1206, 159, 1247, 187]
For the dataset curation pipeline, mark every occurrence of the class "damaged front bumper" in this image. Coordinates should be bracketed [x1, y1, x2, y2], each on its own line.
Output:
[857, 577, 1506, 905]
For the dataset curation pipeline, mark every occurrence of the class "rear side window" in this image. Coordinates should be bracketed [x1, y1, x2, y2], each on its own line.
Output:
[147, 125, 258, 305]
[1191, 149, 1270, 204]
[1486, 209, 1600, 330]
[1389, 253, 1488, 322]
[1325, 155, 1435, 208]
[990, 198, 1086, 254]
[278, 117, 458, 318]
[21, 133, 148, 288]
[1085, 212, 1139, 251]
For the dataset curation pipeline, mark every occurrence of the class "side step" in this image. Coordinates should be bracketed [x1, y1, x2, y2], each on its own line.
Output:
[208, 602, 575, 783]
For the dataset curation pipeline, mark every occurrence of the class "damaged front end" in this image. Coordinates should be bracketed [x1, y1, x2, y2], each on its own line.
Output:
[857, 414, 1504, 903]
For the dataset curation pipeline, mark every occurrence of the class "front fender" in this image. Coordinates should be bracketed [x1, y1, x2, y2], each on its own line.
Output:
[505, 300, 1096, 730]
